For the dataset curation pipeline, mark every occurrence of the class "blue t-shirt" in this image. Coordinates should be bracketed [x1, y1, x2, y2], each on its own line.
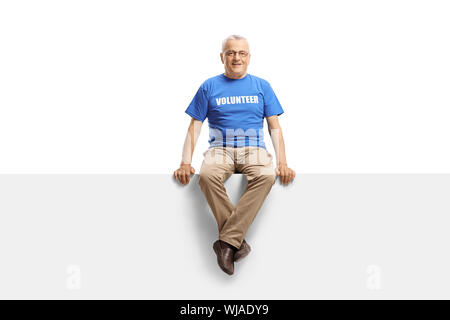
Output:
[185, 73, 284, 150]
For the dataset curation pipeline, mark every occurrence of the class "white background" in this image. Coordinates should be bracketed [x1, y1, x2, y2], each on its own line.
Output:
[1, 0, 449, 174]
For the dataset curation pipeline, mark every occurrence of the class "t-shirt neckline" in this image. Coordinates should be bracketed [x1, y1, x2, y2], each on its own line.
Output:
[222, 73, 249, 81]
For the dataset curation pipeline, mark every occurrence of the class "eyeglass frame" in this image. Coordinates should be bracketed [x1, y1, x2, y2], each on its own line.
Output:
[223, 50, 250, 58]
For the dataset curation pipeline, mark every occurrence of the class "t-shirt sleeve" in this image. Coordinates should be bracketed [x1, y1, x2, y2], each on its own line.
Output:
[185, 85, 208, 122]
[261, 80, 284, 118]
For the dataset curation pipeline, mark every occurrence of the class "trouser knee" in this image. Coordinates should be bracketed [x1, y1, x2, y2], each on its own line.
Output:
[198, 171, 221, 187]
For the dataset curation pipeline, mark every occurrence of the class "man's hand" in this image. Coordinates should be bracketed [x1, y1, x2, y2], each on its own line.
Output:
[174, 164, 195, 185]
[275, 163, 296, 185]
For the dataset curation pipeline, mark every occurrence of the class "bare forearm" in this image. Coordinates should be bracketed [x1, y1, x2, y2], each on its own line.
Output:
[266, 116, 295, 185]
[181, 119, 202, 165]
[269, 127, 287, 165]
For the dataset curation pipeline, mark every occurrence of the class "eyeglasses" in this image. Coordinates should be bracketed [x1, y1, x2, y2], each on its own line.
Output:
[224, 50, 249, 58]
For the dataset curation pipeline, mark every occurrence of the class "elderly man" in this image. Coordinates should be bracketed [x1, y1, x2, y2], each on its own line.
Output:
[173, 35, 295, 275]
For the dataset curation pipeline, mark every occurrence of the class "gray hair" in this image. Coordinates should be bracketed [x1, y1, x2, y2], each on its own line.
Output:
[221, 34, 250, 53]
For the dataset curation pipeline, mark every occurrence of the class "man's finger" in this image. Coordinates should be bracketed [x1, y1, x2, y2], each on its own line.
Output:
[284, 174, 288, 184]
[288, 170, 293, 181]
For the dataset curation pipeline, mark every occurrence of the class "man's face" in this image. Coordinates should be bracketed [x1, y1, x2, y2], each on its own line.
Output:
[220, 39, 251, 78]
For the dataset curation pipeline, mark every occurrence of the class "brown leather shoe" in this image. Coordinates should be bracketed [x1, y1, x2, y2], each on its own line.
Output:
[213, 240, 236, 275]
[234, 239, 251, 262]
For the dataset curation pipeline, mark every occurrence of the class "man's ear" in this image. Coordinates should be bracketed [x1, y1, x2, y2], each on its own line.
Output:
[220, 53, 224, 64]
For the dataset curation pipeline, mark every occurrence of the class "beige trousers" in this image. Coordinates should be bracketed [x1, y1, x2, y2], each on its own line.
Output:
[198, 146, 276, 249]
